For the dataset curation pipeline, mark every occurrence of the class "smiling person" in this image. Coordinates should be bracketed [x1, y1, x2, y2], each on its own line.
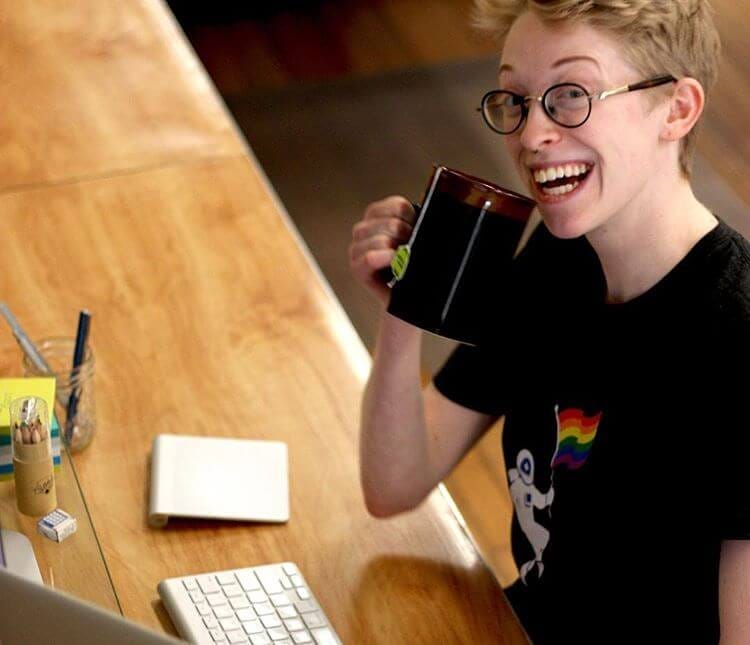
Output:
[349, 1, 750, 642]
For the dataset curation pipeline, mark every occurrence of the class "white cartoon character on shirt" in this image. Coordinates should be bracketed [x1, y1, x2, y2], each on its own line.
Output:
[508, 449, 554, 584]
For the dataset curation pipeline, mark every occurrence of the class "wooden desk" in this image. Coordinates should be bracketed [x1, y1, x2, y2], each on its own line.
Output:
[0, 2, 526, 643]
[0, 0, 243, 193]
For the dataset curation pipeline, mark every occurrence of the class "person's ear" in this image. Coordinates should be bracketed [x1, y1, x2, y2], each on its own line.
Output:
[661, 77, 705, 142]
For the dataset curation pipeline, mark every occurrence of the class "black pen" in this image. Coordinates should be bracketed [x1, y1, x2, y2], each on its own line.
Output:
[66, 310, 91, 444]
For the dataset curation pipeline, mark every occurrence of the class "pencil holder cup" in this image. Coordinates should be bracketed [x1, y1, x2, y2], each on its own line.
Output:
[22, 337, 96, 453]
[10, 396, 57, 516]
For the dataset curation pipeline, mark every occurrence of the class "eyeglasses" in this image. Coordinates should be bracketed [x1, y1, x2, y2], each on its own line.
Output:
[477, 75, 677, 134]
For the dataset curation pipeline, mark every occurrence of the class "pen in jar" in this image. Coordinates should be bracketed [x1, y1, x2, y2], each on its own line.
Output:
[65, 310, 92, 444]
[0, 302, 67, 409]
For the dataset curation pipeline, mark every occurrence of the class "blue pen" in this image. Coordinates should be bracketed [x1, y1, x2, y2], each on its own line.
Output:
[66, 310, 92, 444]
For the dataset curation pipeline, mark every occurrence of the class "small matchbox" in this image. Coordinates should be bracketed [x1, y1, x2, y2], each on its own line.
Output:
[37, 508, 77, 542]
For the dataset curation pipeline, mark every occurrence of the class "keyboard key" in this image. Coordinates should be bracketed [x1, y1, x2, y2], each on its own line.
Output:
[220, 617, 241, 632]
[226, 630, 247, 644]
[311, 628, 338, 645]
[302, 613, 325, 629]
[248, 590, 268, 604]
[253, 602, 276, 616]
[214, 606, 235, 620]
[290, 575, 304, 588]
[276, 640, 293, 645]
[291, 632, 312, 644]
[282, 564, 297, 576]
[203, 616, 219, 629]
[224, 584, 244, 598]
[281, 577, 294, 590]
[278, 606, 298, 619]
[217, 572, 237, 586]
[261, 614, 282, 629]
[209, 628, 227, 642]
[199, 577, 221, 594]
[183, 578, 199, 591]
[296, 588, 311, 601]
[208, 594, 229, 607]
[284, 618, 304, 632]
[250, 634, 271, 645]
[257, 571, 283, 594]
[231, 596, 251, 610]
[242, 619, 264, 635]
[294, 601, 316, 614]
[195, 603, 212, 616]
[236, 607, 257, 622]
[270, 592, 292, 607]
[268, 627, 289, 641]
[189, 590, 204, 604]
[237, 570, 262, 592]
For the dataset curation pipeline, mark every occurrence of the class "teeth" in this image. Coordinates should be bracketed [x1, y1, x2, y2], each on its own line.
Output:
[541, 181, 579, 196]
[533, 163, 590, 184]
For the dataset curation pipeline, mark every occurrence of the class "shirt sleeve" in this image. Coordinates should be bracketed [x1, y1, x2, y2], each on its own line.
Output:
[433, 342, 511, 418]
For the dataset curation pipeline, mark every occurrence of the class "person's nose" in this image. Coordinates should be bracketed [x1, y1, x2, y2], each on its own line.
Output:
[518, 100, 562, 152]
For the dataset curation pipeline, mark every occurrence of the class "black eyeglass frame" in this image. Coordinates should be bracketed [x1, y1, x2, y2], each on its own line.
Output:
[477, 74, 678, 134]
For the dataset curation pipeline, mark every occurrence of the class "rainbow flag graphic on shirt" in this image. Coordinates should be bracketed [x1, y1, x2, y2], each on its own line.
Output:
[551, 406, 602, 471]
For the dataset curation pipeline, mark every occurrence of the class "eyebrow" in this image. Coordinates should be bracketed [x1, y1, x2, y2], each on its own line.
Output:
[498, 55, 602, 75]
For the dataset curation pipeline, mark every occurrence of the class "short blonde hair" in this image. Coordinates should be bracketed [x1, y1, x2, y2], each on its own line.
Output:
[473, 0, 722, 178]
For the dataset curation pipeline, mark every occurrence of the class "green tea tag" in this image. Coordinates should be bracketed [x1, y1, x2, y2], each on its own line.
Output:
[390, 244, 411, 282]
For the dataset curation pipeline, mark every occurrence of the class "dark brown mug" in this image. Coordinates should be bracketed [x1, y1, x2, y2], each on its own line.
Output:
[385, 165, 536, 345]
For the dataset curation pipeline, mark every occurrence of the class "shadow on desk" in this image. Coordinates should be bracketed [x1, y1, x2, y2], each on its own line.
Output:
[349, 556, 529, 644]
[152, 597, 179, 637]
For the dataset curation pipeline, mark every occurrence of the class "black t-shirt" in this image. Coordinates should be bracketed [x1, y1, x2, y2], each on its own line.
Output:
[434, 220, 750, 643]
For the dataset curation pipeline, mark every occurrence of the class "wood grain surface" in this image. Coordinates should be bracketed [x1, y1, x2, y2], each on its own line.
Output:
[0, 0, 243, 193]
[0, 152, 527, 642]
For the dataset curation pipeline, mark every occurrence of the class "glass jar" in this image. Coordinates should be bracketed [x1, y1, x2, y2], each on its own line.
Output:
[22, 337, 96, 453]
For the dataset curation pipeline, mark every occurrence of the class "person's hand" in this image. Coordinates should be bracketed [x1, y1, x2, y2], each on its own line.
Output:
[349, 196, 416, 307]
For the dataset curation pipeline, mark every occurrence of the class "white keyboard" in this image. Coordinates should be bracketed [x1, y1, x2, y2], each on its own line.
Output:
[158, 562, 342, 645]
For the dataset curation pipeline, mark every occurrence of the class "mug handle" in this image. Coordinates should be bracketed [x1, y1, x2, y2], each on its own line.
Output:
[377, 201, 421, 286]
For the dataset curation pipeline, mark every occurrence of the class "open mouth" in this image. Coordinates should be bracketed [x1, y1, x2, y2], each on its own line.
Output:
[532, 163, 593, 199]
